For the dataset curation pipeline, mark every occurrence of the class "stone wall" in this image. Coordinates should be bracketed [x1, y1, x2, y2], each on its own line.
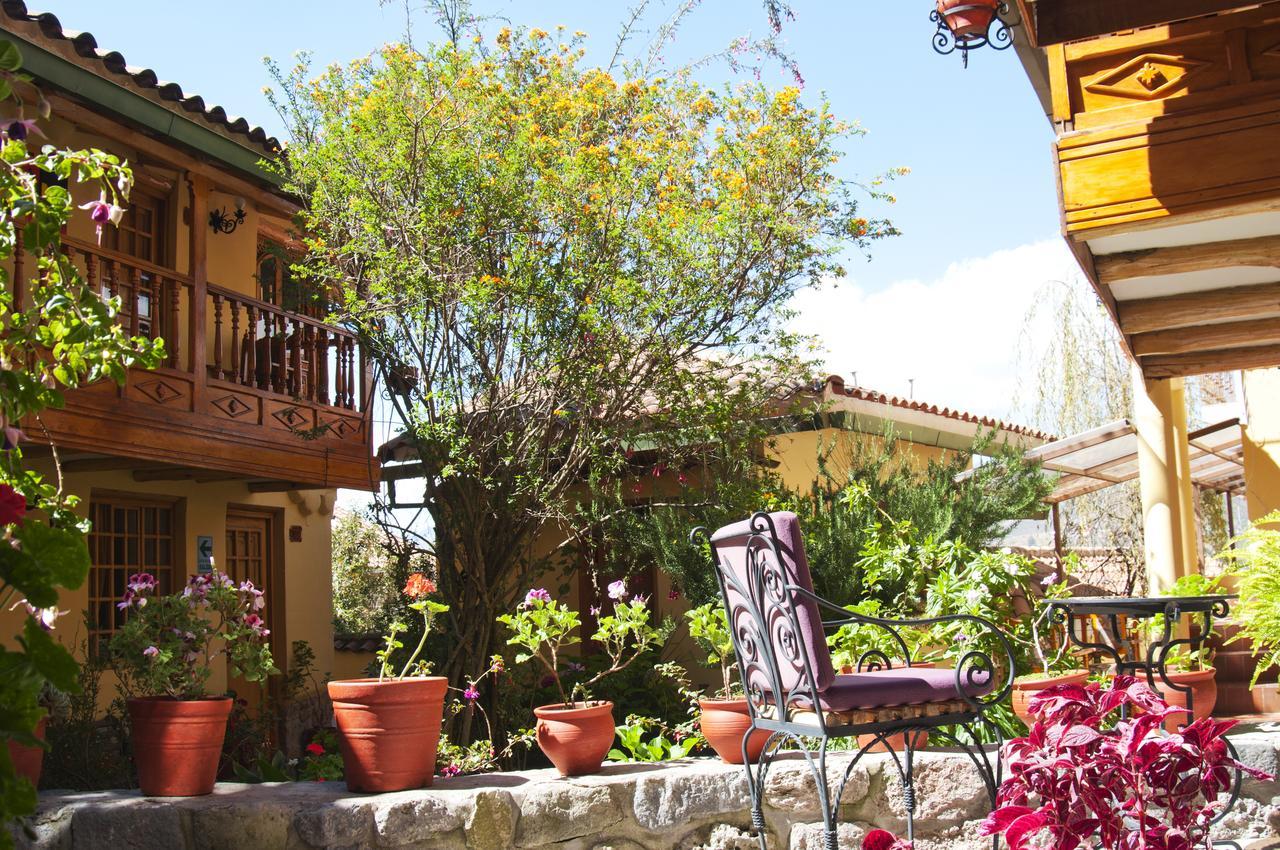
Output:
[12, 731, 1280, 850]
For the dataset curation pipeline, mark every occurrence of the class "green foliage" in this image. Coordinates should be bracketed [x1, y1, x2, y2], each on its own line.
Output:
[0, 44, 163, 843]
[1222, 513, 1280, 685]
[229, 729, 344, 784]
[40, 632, 133, 791]
[607, 715, 700, 763]
[375, 577, 449, 682]
[685, 603, 738, 698]
[498, 587, 661, 707]
[109, 571, 277, 699]
[267, 23, 899, 704]
[331, 510, 429, 635]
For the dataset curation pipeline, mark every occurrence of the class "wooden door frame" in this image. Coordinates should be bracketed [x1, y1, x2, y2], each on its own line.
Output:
[225, 503, 287, 675]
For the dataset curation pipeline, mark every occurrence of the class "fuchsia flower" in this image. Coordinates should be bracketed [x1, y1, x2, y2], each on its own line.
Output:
[524, 587, 551, 606]
[440, 763, 462, 777]
[463, 686, 480, 702]
[607, 580, 627, 601]
[651, 463, 665, 478]
[78, 191, 125, 244]
[676, 472, 688, 486]
[2, 117, 42, 141]
[667, 589, 680, 600]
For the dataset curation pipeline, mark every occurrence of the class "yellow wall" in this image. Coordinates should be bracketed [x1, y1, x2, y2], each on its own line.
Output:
[1243, 368, 1280, 521]
[0, 470, 335, 707]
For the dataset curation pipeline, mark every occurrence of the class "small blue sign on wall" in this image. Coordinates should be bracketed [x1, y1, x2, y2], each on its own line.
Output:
[196, 535, 214, 574]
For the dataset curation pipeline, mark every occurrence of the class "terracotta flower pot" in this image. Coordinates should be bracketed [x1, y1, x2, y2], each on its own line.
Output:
[534, 701, 615, 776]
[936, 0, 1000, 38]
[7, 714, 47, 788]
[1158, 667, 1217, 731]
[328, 676, 448, 793]
[857, 729, 930, 754]
[1011, 670, 1090, 727]
[698, 698, 770, 764]
[128, 696, 232, 796]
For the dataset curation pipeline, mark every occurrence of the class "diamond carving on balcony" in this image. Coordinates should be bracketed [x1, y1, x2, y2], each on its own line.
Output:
[272, 406, 308, 429]
[1085, 53, 1210, 101]
[136, 379, 182, 405]
[212, 394, 253, 419]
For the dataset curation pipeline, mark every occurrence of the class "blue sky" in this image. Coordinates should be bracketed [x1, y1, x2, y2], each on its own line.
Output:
[39, 0, 1079, 417]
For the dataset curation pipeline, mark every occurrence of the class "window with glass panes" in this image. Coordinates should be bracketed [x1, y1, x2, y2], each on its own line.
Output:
[87, 496, 178, 654]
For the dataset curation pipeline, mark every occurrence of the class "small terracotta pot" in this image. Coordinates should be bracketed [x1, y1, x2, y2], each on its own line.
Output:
[8, 714, 47, 788]
[534, 701, 615, 776]
[698, 698, 770, 764]
[328, 676, 448, 793]
[1011, 670, 1090, 727]
[857, 729, 930, 754]
[128, 697, 232, 796]
[936, 0, 999, 38]
[1158, 667, 1217, 731]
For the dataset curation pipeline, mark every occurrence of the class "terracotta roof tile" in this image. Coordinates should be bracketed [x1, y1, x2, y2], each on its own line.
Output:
[818, 374, 1056, 442]
[0, 1, 281, 155]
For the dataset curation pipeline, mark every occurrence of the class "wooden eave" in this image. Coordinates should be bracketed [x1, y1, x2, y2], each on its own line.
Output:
[1014, 0, 1268, 47]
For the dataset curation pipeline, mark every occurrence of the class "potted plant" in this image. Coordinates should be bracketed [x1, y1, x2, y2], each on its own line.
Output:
[110, 570, 276, 796]
[684, 603, 769, 764]
[935, 0, 1001, 38]
[829, 600, 937, 753]
[1222, 511, 1280, 708]
[1011, 566, 1088, 728]
[498, 580, 659, 776]
[1145, 573, 1222, 730]
[327, 572, 449, 792]
[981, 677, 1269, 849]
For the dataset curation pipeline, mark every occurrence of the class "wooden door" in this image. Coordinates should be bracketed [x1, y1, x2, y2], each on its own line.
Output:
[224, 508, 280, 707]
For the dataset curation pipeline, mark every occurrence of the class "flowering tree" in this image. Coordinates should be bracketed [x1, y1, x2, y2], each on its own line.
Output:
[0, 42, 162, 841]
[269, 27, 898, 727]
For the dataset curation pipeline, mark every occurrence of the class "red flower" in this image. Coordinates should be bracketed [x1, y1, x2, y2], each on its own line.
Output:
[862, 830, 899, 850]
[305, 742, 325, 756]
[0, 484, 27, 526]
[403, 573, 437, 599]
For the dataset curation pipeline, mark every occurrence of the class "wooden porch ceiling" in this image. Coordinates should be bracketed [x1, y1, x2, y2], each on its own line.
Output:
[1084, 226, 1280, 380]
[1014, 0, 1261, 47]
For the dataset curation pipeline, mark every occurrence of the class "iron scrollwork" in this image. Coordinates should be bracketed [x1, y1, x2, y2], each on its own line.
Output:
[931, 2, 1013, 68]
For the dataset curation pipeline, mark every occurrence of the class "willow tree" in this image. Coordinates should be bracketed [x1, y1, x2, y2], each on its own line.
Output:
[269, 30, 897, 703]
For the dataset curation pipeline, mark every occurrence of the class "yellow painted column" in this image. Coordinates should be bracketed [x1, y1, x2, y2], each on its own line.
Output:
[1242, 368, 1280, 520]
[1132, 366, 1199, 592]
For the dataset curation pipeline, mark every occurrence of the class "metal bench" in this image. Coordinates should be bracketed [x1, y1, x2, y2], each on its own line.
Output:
[692, 510, 1015, 849]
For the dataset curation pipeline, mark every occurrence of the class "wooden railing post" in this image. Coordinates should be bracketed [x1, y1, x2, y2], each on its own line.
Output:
[129, 267, 142, 340]
[344, 338, 355, 411]
[245, 303, 258, 388]
[316, 327, 329, 405]
[289, 319, 302, 397]
[168, 277, 182, 369]
[303, 323, 316, 402]
[211, 292, 224, 380]
[273, 314, 287, 395]
[229, 298, 240, 384]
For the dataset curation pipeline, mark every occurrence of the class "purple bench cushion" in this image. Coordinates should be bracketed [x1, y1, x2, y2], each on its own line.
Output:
[710, 511, 837, 695]
[815, 667, 994, 712]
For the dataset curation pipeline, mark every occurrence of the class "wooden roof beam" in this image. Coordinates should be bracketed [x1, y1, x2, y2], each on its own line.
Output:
[1132, 316, 1280, 356]
[1020, 0, 1263, 47]
[1117, 281, 1280, 335]
[1142, 343, 1280, 378]
[1096, 235, 1280, 284]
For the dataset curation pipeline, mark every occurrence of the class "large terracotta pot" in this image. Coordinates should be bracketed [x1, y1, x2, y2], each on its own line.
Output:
[1011, 670, 1090, 727]
[328, 676, 448, 793]
[1158, 667, 1217, 732]
[698, 698, 770, 764]
[534, 701, 615, 776]
[936, 0, 1000, 38]
[8, 714, 47, 788]
[128, 697, 232, 796]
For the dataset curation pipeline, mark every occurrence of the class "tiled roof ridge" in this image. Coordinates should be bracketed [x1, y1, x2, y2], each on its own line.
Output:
[818, 374, 1056, 442]
[0, 1, 282, 155]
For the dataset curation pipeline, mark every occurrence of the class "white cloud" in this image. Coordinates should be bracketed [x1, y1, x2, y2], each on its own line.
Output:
[790, 238, 1080, 424]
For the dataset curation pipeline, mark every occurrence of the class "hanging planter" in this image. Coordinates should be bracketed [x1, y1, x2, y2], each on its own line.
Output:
[931, 0, 1013, 67]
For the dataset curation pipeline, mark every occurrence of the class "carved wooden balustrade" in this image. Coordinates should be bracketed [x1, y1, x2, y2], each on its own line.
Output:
[17, 235, 376, 490]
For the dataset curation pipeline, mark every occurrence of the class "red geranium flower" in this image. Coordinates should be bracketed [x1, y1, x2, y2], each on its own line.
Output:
[0, 484, 27, 526]
[403, 573, 437, 599]
[305, 742, 325, 756]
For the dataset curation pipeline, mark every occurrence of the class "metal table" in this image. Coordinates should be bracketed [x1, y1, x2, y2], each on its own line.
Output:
[1048, 594, 1242, 847]
[1047, 594, 1232, 720]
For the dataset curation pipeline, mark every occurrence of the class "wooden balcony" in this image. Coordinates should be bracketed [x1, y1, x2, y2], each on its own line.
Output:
[24, 237, 377, 491]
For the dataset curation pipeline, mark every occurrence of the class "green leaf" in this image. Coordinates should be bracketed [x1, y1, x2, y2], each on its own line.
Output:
[21, 619, 79, 692]
[0, 41, 22, 73]
[14, 521, 90, 591]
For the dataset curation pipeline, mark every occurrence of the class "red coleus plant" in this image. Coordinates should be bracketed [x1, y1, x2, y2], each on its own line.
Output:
[980, 676, 1270, 850]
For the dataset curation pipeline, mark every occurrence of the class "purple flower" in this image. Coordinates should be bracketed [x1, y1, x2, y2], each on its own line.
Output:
[78, 192, 124, 243]
[525, 587, 552, 607]
[441, 763, 462, 777]
[607, 580, 627, 601]
[634, 594, 650, 607]
[539, 674, 557, 689]
[589, 605, 601, 617]
[127, 573, 157, 594]
[2, 117, 42, 141]
[10, 599, 66, 632]
[566, 661, 585, 673]
[667, 589, 680, 600]
[1041, 572, 1059, 587]
[463, 686, 480, 702]
[142, 646, 159, 659]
